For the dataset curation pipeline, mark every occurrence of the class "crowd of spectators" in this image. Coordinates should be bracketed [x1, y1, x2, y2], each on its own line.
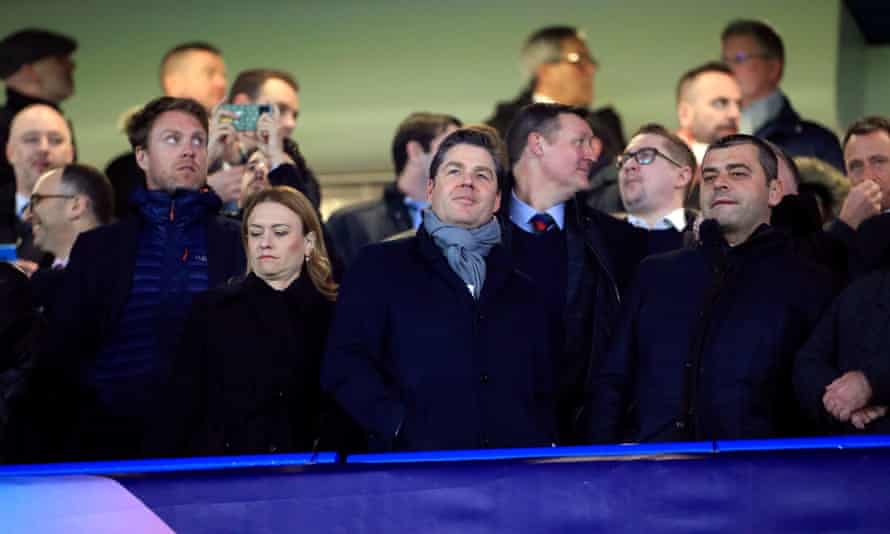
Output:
[1, 20, 889, 463]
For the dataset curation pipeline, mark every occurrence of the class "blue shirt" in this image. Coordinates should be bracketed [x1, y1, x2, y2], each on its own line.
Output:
[508, 190, 565, 233]
[404, 197, 430, 230]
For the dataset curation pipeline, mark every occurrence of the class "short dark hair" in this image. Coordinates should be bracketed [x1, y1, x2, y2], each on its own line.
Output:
[429, 125, 508, 190]
[721, 20, 785, 63]
[705, 134, 778, 183]
[227, 69, 300, 102]
[159, 41, 221, 81]
[126, 96, 209, 150]
[391, 112, 462, 176]
[842, 115, 890, 150]
[505, 102, 590, 167]
[631, 123, 697, 176]
[59, 163, 114, 224]
[676, 61, 734, 103]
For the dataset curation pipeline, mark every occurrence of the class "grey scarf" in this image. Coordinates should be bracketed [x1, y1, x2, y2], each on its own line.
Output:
[422, 209, 501, 300]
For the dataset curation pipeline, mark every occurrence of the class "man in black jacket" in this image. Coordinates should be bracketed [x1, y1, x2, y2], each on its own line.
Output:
[326, 112, 460, 266]
[0, 29, 77, 190]
[720, 20, 844, 172]
[323, 127, 558, 452]
[41, 97, 245, 460]
[794, 212, 890, 436]
[591, 134, 833, 443]
[502, 103, 646, 443]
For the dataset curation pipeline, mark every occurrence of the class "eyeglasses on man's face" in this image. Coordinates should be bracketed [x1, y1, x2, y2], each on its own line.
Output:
[27, 193, 75, 211]
[616, 147, 682, 170]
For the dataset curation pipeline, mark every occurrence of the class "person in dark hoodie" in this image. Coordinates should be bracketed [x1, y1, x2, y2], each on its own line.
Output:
[39, 97, 245, 460]
[590, 134, 833, 443]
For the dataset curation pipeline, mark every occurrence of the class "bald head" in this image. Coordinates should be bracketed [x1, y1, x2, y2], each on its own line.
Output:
[6, 104, 74, 195]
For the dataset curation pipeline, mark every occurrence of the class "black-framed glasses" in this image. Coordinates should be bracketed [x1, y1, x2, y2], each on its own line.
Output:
[27, 193, 75, 210]
[722, 51, 771, 65]
[616, 147, 682, 170]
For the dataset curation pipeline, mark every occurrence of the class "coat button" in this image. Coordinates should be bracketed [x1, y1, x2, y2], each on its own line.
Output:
[482, 438, 490, 447]
[480, 374, 489, 384]
[675, 421, 685, 430]
[278, 390, 285, 398]
[269, 444, 278, 453]
[224, 441, 231, 449]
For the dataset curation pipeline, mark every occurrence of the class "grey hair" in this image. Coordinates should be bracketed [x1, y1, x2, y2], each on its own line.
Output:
[519, 26, 586, 83]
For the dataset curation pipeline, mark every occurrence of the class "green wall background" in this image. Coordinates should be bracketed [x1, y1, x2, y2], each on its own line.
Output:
[2, 0, 874, 178]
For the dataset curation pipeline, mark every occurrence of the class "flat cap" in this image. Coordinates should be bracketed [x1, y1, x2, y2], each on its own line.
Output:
[0, 29, 77, 79]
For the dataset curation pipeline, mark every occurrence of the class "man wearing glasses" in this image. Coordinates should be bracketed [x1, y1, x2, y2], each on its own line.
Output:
[501, 103, 645, 444]
[1, 104, 74, 267]
[485, 26, 625, 174]
[720, 20, 844, 172]
[25, 164, 113, 271]
[590, 134, 833, 444]
[617, 123, 697, 255]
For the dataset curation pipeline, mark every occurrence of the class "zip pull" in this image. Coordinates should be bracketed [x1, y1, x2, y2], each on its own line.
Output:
[169, 199, 175, 222]
[182, 247, 189, 262]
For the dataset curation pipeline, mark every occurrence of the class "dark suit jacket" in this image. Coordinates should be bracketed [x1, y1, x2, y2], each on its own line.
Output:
[322, 226, 559, 452]
[325, 183, 413, 267]
[499, 195, 647, 443]
[756, 94, 845, 173]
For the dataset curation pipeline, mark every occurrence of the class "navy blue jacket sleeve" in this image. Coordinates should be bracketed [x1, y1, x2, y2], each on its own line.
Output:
[321, 246, 406, 449]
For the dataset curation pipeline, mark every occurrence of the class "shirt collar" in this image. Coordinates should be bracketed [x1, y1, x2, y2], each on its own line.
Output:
[509, 190, 565, 233]
[52, 257, 69, 270]
[531, 93, 557, 104]
[626, 208, 687, 231]
[740, 89, 784, 134]
[15, 193, 29, 219]
[690, 141, 709, 164]
[404, 196, 430, 230]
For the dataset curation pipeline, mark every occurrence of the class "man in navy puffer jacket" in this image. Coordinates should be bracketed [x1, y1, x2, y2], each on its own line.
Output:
[38, 97, 245, 461]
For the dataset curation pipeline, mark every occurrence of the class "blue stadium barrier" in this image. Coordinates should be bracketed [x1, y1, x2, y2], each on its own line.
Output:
[2, 438, 889, 533]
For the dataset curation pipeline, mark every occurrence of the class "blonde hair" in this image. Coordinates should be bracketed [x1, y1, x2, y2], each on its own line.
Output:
[241, 186, 338, 301]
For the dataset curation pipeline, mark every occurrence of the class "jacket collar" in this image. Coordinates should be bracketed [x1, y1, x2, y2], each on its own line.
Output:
[4, 87, 60, 114]
[415, 224, 512, 304]
[131, 186, 222, 227]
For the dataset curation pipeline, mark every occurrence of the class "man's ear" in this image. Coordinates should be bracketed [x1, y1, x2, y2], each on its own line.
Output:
[675, 166, 693, 190]
[677, 101, 692, 130]
[528, 132, 546, 156]
[590, 135, 603, 161]
[135, 146, 149, 172]
[426, 177, 435, 202]
[406, 140, 424, 162]
[767, 177, 784, 207]
[231, 93, 251, 105]
[69, 194, 88, 220]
